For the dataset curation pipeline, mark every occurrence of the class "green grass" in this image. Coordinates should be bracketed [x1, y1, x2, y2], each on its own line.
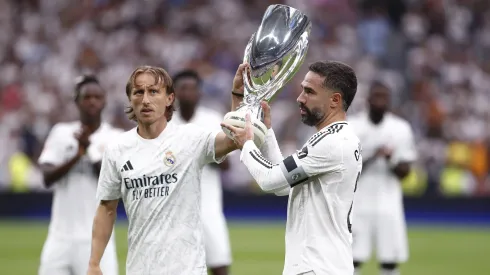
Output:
[0, 220, 489, 275]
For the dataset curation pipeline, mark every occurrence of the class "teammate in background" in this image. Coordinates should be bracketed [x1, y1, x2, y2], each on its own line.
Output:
[171, 70, 232, 275]
[87, 66, 240, 275]
[38, 75, 121, 275]
[222, 61, 362, 275]
[348, 81, 417, 275]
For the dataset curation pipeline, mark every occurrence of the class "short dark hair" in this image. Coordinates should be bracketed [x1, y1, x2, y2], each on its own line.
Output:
[74, 74, 100, 102]
[172, 69, 202, 86]
[125, 66, 175, 122]
[308, 61, 357, 111]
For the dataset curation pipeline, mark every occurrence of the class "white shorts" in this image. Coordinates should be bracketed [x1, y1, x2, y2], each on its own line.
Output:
[352, 211, 408, 263]
[201, 208, 232, 268]
[38, 235, 118, 275]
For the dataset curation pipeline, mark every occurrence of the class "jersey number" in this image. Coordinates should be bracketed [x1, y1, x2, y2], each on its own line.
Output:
[347, 172, 360, 233]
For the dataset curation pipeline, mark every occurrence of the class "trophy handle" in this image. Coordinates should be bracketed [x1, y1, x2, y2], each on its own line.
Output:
[236, 96, 264, 122]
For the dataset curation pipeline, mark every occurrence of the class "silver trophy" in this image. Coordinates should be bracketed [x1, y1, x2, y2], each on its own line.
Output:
[222, 4, 311, 146]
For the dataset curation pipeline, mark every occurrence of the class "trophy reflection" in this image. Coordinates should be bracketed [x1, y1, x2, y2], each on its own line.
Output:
[222, 4, 312, 147]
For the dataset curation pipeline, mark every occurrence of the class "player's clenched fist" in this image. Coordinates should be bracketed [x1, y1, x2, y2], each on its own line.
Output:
[74, 125, 92, 156]
[375, 146, 393, 159]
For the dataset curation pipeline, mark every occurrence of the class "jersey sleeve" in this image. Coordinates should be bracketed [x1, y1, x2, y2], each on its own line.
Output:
[96, 145, 122, 200]
[188, 124, 226, 166]
[280, 134, 343, 185]
[390, 123, 417, 166]
[209, 111, 225, 132]
[260, 129, 284, 164]
[38, 124, 65, 166]
[240, 133, 343, 193]
[260, 129, 290, 196]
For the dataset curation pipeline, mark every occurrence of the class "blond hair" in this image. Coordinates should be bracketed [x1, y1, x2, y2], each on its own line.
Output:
[125, 66, 175, 122]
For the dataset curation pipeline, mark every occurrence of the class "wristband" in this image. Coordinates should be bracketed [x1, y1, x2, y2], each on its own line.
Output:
[232, 91, 244, 97]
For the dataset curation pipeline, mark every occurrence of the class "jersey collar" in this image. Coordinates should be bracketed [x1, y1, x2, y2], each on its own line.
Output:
[319, 121, 348, 132]
[134, 122, 176, 143]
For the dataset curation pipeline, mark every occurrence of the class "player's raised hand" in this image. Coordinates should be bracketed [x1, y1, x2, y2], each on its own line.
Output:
[260, 101, 272, 129]
[232, 63, 251, 95]
[220, 112, 254, 149]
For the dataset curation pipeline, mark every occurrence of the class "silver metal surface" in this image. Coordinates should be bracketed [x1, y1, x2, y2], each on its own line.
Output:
[240, 4, 312, 121]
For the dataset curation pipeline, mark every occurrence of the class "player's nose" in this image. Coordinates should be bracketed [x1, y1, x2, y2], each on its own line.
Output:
[142, 91, 151, 104]
[296, 92, 306, 104]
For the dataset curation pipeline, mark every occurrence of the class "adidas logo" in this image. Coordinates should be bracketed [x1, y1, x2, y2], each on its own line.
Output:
[121, 160, 134, 172]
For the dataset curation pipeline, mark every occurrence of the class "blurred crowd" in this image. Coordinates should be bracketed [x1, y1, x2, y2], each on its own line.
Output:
[1, 0, 490, 197]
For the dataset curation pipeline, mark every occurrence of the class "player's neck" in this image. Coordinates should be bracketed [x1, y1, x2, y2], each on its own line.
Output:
[316, 111, 346, 131]
[137, 118, 168, 139]
[80, 117, 101, 132]
[179, 107, 195, 122]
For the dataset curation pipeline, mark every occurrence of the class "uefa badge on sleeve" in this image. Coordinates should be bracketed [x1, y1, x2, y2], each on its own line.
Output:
[164, 151, 176, 167]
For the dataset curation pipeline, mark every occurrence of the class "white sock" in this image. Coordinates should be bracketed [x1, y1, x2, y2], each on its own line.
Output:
[380, 269, 399, 275]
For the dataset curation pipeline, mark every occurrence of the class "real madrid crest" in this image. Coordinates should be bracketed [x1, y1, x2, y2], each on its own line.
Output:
[164, 151, 176, 167]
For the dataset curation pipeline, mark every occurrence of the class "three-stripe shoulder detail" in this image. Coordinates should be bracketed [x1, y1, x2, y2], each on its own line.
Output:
[307, 123, 347, 147]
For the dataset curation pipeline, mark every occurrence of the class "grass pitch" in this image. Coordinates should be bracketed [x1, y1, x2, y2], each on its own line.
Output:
[0, 220, 489, 275]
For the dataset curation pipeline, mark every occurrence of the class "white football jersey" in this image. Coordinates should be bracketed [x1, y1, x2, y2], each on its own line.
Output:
[348, 112, 417, 213]
[284, 122, 361, 275]
[96, 123, 224, 275]
[241, 121, 362, 275]
[170, 106, 224, 211]
[38, 121, 123, 240]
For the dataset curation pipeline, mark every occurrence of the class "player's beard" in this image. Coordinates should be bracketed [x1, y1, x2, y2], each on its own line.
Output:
[299, 104, 324, 126]
[369, 107, 386, 124]
[178, 100, 196, 114]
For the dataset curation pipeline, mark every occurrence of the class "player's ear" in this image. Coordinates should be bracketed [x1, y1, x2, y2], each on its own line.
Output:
[167, 92, 175, 106]
[330, 92, 341, 108]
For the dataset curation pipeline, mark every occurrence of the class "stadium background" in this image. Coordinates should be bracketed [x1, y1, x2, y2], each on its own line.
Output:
[0, 0, 489, 274]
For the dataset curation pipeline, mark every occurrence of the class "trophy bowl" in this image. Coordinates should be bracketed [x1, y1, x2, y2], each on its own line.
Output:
[222, 4, 312, 147]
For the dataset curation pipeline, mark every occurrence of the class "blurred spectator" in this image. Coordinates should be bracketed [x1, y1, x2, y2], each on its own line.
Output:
[1, 0, 490, 196]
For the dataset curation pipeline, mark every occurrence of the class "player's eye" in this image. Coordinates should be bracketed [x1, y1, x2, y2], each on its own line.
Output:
[306, 88, 316, 95]
[150, 89, 158, 94]
[134, 89, 144, 95]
